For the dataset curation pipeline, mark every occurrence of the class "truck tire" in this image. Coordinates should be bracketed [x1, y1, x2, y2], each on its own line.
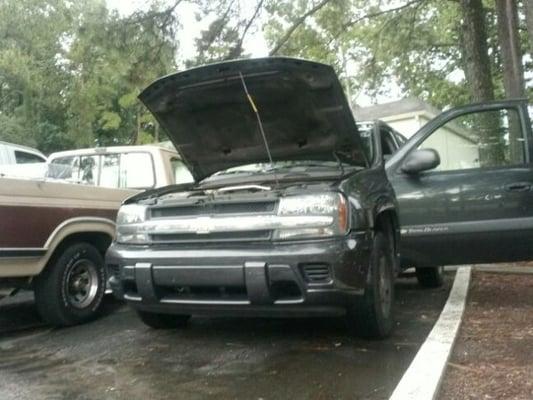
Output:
[136, 310, 191, 329]
[416, 266, 444, 288]
[34, 242, 106, 326]
[347, 231, 395, 339]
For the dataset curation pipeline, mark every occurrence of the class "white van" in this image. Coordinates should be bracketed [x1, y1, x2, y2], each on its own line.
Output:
[0, 141, 47, 165]
[48, 145, 193, 189]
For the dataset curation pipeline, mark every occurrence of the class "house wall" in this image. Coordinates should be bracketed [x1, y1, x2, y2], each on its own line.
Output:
[382, 113, 479, 170]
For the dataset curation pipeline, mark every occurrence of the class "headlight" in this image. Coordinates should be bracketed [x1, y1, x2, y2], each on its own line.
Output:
[116, 204, 149, 244]
[273, 192, 349, 240]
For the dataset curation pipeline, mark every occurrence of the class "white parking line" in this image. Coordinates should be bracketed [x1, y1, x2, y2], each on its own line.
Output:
[389, 266, 472, 400]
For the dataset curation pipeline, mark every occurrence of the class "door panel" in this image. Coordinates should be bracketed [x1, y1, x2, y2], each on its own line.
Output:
[387, 100, 533, 267]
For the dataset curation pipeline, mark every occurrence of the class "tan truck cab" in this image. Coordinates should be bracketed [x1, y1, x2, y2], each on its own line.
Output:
[0, 145, 193, 326]
[48, 145, 193, 189]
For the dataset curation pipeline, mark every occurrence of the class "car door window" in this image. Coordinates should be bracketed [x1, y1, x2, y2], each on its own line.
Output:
[14, 151, 46, 164]
[381, 129, 397, 156]
[418, 108, 525, 171]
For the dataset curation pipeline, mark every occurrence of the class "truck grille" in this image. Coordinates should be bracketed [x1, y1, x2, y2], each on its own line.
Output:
[151, 230, 271, 243]
[151, 201, 276, 218]
[147, 198, 278, 244]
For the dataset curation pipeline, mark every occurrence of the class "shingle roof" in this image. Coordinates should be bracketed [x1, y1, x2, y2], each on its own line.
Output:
[353, 97, 442, 120]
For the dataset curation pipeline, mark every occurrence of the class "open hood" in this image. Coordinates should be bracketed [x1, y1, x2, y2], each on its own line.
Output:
[139, 57, 368, 180]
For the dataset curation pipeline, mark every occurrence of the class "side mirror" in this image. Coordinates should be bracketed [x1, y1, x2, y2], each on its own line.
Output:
[401, 148, 440, 174]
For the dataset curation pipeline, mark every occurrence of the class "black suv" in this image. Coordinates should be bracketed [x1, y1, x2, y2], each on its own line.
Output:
[107, 57, 533, 338]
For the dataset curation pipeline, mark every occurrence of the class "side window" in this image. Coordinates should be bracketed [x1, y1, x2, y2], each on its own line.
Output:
[100, 154, 120, 188]
[394, 131, 407, 146]
[49, 156, 77, 180]
[120, 152, 155, 188]
[170, 157, 194, 184]
[381, 129, 396, 156]
[14, 151, 45, 164]
[418, 108, 525, 171]
[356, 123, 375, 163]
[78, 155, 99, 185]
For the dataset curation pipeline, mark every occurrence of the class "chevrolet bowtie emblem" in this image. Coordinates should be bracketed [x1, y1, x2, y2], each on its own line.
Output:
[195, 216, 213, 234]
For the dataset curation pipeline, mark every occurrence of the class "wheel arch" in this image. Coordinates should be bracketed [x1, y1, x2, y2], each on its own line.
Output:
[37, 217, 115, 276]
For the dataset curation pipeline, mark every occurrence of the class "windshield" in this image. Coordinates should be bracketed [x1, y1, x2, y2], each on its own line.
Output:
[202, 160, 358, 183]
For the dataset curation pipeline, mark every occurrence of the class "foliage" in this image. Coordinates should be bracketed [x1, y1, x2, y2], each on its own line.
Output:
[0, 0, 531, 154]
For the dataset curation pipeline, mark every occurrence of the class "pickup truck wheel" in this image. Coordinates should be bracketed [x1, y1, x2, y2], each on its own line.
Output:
[136, 310, 191, 329]
[34, 242, 106, 326]
[416, 266, 444, 288]
[347, 231, 395, 339]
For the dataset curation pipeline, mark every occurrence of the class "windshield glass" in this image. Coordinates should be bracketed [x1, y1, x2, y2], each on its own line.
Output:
[202, 160, 357, 183]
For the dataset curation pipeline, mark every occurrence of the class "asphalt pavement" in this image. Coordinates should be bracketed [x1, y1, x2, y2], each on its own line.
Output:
[0, 272, 453, 400]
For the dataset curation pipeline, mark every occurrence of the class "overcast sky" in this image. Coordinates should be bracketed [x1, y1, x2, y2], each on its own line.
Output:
[105, 0, 400, 107]
[106, 0, 269, 61]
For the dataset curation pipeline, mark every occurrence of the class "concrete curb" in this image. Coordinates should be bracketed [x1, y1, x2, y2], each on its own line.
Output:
[473, 265, 533, 274]
[389, 266, 472, 400]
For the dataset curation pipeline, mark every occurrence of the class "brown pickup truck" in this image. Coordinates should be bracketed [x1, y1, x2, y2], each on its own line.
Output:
[0, 176, 135, 326]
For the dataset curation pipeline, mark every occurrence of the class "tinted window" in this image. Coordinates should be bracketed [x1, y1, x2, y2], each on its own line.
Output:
[380, 129, 396, 156]
[15, 151, 45, 164]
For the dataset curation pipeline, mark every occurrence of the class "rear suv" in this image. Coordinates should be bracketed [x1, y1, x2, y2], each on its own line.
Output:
[107, 58, 400, 338]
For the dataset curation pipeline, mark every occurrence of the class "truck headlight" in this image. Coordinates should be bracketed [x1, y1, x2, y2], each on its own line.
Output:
[273, 193, 349, 240]
[116, 204, 149, 244]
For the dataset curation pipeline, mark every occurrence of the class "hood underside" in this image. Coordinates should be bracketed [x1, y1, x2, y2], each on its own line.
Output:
[139, 57, 368, 180]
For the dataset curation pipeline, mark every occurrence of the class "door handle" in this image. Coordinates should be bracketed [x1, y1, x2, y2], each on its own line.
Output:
[505, 182, 532, 192]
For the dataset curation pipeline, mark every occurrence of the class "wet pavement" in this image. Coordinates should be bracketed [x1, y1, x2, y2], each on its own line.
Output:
[0, 272, 453, 400]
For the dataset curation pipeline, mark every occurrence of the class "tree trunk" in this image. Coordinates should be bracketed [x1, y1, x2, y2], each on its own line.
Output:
[459, 0, 503, 165]
[459, 0, 495, 102]
[524, 0, 533, 57]
[495, 0, 525, 163]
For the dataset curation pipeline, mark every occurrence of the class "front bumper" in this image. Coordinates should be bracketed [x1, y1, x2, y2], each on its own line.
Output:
[106, 232, 372, 317]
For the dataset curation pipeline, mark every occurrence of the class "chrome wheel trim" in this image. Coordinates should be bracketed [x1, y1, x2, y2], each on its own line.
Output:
[66, 259, 99, 309]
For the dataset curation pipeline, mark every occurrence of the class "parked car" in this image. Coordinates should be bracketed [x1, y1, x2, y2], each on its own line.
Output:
[106, 58, 402, 338]
[0, 141, 47, 165]
[0, 141, 48, 179]
[108, 57, 533, 338]
[48, 144, 193, 189]
[0, 177, 136, 326]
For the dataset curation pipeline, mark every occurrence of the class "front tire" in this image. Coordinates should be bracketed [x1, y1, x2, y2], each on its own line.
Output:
[416, 266, 444, 288]
[34, 242, 106, 326]
[137, 310, 191, 329]
[347, 231, 395, 339]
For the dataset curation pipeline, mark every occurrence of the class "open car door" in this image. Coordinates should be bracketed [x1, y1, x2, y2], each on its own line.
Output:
[387, 99, 533, 267]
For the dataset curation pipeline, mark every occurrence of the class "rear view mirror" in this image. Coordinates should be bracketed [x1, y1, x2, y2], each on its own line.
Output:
[401, 149, 440, 174]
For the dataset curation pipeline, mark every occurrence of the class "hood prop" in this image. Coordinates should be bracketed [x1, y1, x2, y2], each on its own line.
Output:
[238, 71, 279, 187]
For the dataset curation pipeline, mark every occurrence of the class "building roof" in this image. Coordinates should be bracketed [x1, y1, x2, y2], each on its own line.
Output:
[353, 97, 442, 121]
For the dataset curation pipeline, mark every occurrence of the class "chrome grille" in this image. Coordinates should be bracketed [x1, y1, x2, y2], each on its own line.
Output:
[151, 230, 271, 242]
[151, 201, 276, 218]
[146, 198, 280, 244]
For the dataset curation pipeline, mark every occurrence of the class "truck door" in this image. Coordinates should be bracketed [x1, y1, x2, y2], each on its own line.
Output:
[387, 100, 533, 267]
